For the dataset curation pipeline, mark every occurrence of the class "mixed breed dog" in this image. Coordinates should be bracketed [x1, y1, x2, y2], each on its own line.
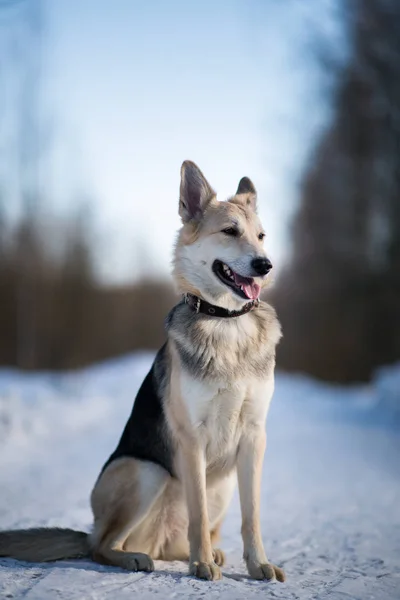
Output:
[0, 161, 285, 583]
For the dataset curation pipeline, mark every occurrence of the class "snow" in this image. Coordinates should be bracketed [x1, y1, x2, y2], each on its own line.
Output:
[0, 355, 399, 599]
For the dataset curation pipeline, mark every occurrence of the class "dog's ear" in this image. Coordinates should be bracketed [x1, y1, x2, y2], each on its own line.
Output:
[236, 176, 257, 211]
[179, 160, 215, 223]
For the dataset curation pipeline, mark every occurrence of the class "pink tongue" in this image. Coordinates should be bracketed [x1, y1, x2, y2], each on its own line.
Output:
[233, 272, 261, 300]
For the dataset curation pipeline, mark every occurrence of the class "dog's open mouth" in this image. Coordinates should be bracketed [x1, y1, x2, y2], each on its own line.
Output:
[212, 260, 261, 301]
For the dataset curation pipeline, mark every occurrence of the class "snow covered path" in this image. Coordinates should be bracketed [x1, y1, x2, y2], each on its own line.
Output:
[0, 355, 399, 599]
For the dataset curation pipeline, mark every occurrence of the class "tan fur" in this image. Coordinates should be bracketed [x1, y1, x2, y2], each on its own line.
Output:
[88, 449, 232, 572]
[173, 195, 271, 309]
[0, 161, 285, 583]
[210, 521, 222, 546]
[90, 457, 169, 564]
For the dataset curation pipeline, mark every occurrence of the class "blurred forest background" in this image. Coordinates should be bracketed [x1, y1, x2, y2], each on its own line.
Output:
[273, 0, 400, 382]
[0, 0, 399, 382]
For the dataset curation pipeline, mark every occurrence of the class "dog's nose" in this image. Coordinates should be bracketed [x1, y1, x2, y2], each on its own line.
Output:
[251, 257, 273, 276]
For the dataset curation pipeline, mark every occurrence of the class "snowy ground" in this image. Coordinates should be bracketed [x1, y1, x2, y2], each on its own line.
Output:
[0, 354, 399, 599]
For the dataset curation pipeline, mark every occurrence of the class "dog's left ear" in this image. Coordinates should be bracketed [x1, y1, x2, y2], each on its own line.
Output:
[236, 177, 257, 211]
[179, 160, 215, 223]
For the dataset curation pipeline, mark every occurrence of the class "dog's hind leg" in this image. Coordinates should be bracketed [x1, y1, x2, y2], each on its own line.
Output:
[210, 522, 225, 566]
[90, 457, 169, 572]
[206, 473, 237, 567]
[159, 527, 225, 565]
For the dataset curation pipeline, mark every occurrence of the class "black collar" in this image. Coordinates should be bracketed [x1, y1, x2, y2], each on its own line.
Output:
[184, 293, 258, 318]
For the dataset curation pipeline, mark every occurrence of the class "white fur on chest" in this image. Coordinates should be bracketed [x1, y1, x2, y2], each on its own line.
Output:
[179, 370, 274, 475]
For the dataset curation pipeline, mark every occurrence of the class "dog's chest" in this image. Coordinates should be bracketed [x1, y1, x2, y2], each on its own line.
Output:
[180, 371, 271, 475]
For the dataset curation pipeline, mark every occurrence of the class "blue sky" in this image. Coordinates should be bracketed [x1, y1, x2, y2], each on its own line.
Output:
[3, 0, 346, 283]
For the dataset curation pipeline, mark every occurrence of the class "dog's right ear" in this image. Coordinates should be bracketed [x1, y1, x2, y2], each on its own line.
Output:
[179, 160, 215, 223]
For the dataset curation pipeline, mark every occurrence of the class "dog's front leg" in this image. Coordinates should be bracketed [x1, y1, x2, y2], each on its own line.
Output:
[178, 443, 221, 581]
[237, 429, 285, 582]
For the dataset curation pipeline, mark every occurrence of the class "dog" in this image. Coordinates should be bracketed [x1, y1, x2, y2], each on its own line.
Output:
[0, 161, 285, 583]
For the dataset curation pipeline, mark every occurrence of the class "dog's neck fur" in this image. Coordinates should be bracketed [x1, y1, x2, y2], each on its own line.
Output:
[166, 299, 282, 382]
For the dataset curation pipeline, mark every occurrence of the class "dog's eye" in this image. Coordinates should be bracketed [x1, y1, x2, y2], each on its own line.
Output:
[258, 232, 266, 241]
[222, 227, 238, 236]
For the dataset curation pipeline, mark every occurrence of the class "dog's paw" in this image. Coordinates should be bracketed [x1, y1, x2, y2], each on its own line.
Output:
[212, 548, 225, 566]
[122, 552, 154, 572]
[189, 560, 222, 581]
[247, 561, 285, 582]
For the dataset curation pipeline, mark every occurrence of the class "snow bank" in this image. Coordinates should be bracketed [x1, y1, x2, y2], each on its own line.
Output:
[373, 362, 400, 423]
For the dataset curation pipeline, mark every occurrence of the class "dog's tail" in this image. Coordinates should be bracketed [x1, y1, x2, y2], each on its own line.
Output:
[0, 528, 90, 562]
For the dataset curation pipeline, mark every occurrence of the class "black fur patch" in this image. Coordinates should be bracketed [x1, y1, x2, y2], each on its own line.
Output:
[101, 344, 175, 477]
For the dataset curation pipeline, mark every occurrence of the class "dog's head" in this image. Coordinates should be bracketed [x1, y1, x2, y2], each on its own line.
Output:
[173, 160, 273, 309]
